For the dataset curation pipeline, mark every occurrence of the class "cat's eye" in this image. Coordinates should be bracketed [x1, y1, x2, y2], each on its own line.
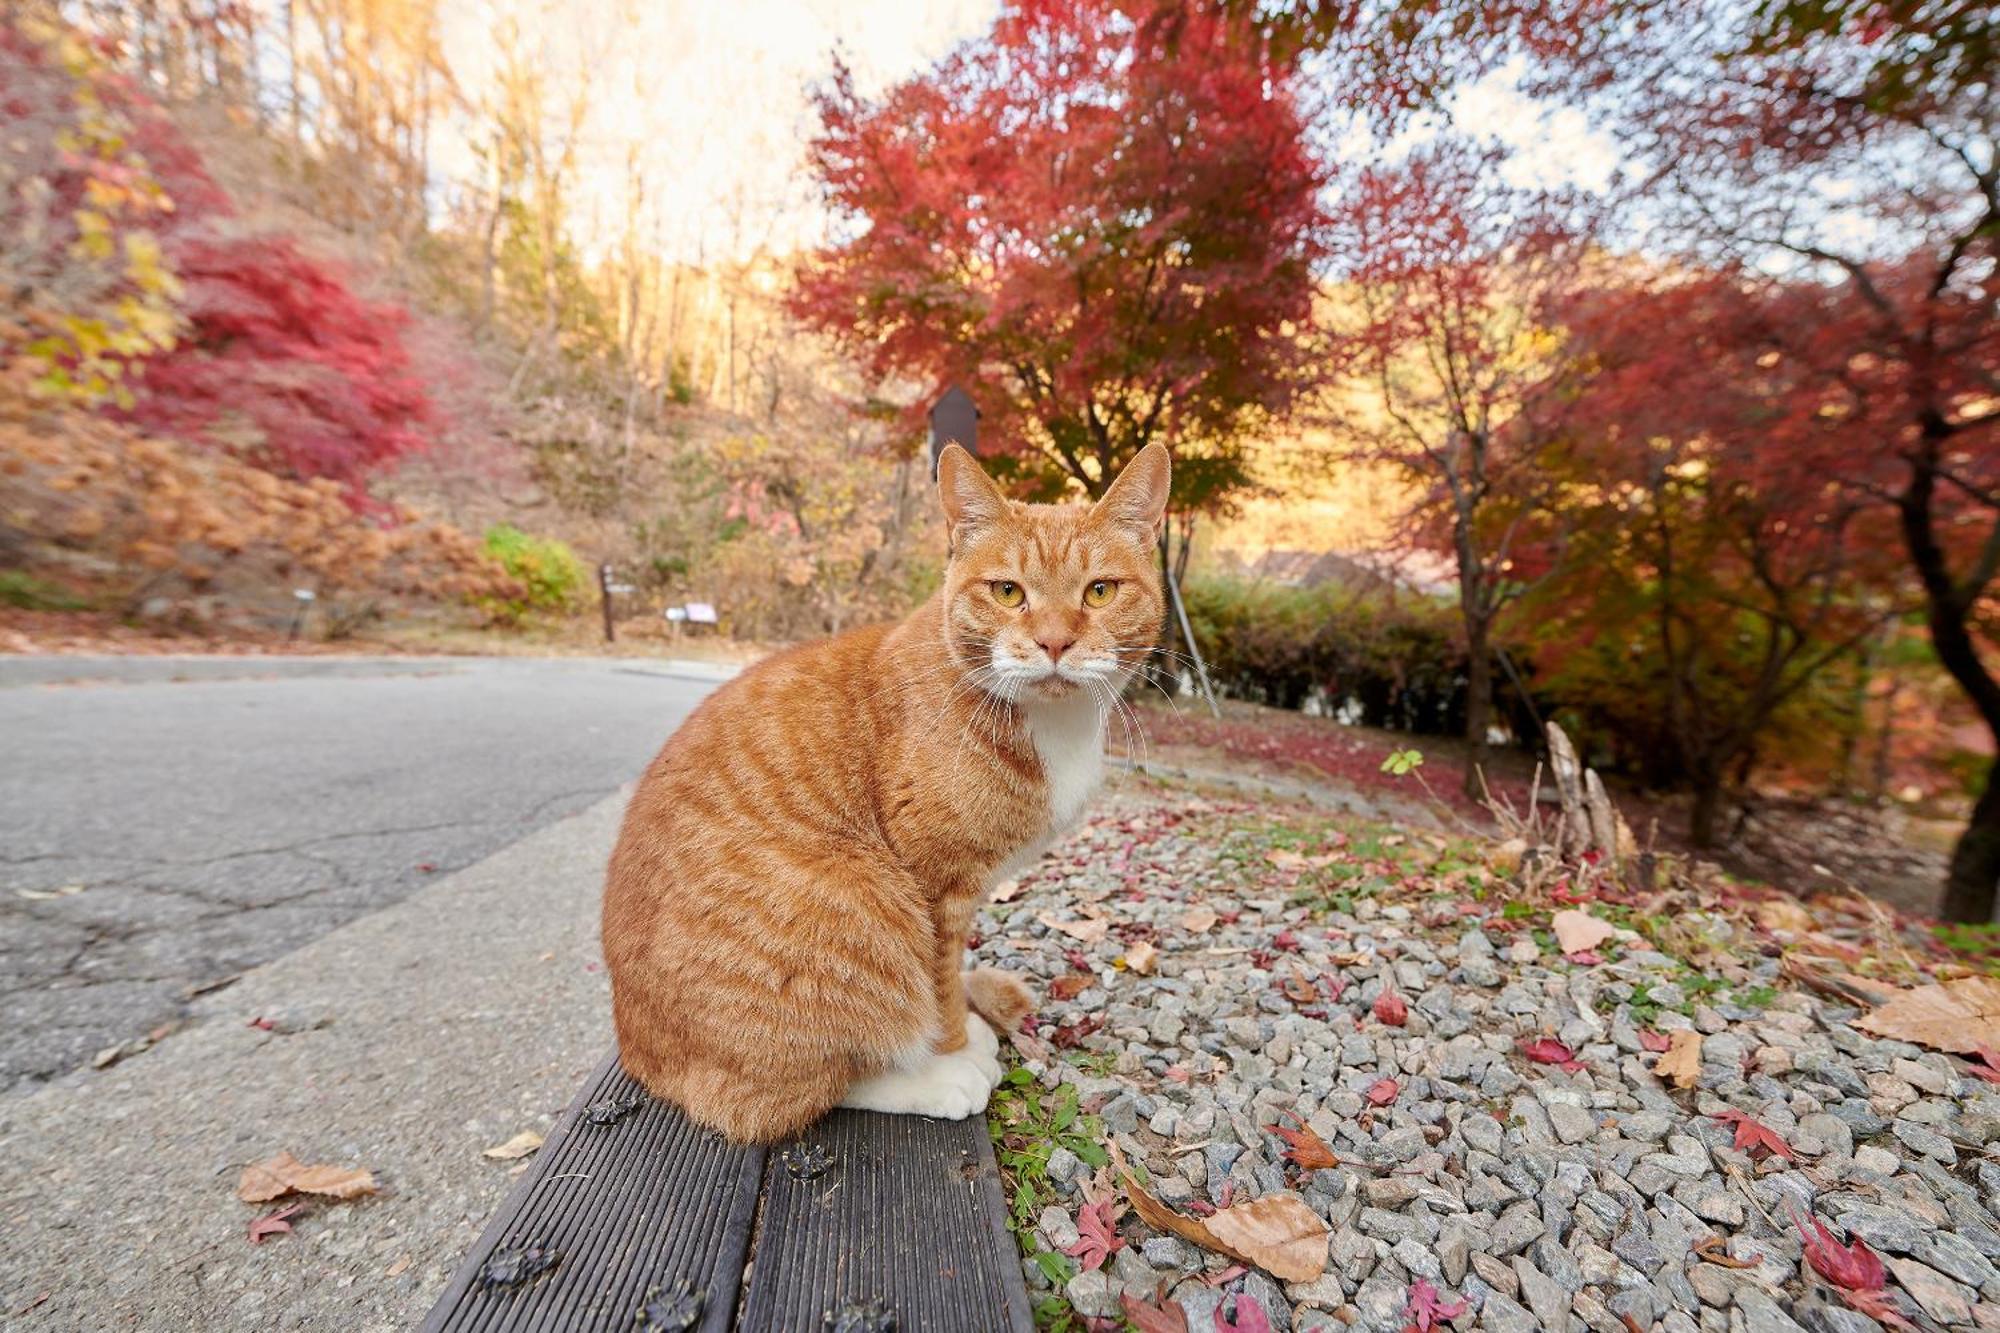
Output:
[1083, 579, 1117, 607]
[990, 580, 1025, 607]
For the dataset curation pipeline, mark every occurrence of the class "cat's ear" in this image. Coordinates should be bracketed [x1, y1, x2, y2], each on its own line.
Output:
[937, 444, 1009, 542]
[1095, 443, 1171, 538]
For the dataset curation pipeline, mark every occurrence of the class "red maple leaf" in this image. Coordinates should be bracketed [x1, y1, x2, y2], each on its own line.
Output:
[1517, 1037, 1584, 1073]
[1794, 1211, 1916, 1327]
[1213, 1294, 1273, 1331]
[247, 1201, 303, 1244]
[1638, 1029, 1672, 1053]
[1366, 1077, 1401, 1106]
[1272, 1115, 1341, 1170]
[1272, 928, 1302, 952]
[1373, 989, 1408, 1026]
[1403, 1278, 1469, 1333]
[1714, 1109, 1795, 1161]
[1063, 1198, 1125, 1272]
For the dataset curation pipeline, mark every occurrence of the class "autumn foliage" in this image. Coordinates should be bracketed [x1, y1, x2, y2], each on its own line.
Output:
[792, 0, 1328, 509]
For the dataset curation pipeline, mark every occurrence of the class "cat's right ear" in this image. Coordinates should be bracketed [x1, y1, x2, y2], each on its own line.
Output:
[937, 444, 1008, 546]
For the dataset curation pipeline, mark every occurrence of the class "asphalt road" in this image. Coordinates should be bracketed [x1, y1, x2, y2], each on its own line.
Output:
[0, 655, 723, 1094]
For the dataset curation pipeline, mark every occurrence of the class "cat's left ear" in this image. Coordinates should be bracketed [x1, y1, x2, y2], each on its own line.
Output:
[1095, 443, 1171, 539]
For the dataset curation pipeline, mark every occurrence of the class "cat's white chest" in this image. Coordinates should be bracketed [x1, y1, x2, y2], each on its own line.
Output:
[1020, 693, 1105, 833]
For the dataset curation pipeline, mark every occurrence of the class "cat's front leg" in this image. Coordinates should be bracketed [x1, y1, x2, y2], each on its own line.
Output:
[926, 890, 982, 1054]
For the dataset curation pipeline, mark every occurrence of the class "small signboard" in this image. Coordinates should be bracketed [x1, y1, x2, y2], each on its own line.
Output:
[684, 603, 719, 625]
[928, 386, 978, 480]
[664, 607, 688, 623]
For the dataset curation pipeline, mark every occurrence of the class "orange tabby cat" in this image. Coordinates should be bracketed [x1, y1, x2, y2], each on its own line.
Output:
[602, 443, 1170, 1143]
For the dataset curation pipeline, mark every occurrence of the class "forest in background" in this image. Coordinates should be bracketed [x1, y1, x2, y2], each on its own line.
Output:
[1, 0, 1996, 917]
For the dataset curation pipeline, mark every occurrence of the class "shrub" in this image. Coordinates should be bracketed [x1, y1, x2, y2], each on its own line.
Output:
[1179, 573, 1525, 738]
[481, 524, 585, 623]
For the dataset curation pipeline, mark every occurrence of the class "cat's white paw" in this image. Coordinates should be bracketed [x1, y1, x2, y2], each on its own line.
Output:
[840, 1050, 993, 1120]
[963, 1011, 1000, 1062]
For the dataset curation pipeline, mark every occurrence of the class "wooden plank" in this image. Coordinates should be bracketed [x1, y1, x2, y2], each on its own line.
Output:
[739, 1109, 1037, 1332]
[421, 1052, 765, 1333]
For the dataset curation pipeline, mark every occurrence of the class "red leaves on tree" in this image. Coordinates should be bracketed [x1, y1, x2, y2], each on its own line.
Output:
[1713, 1109, 1795, 1161]
[123, 233, 433, 496]
[791, 0, 1329, 511]
[1402, 1278, 1468, 1333]
[1063, 1198, 1124, 1272]
[1517, 1037, 1584, 1074]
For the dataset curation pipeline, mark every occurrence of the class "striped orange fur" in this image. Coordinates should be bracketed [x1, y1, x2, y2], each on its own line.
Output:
[602, 443, 1171, 1142]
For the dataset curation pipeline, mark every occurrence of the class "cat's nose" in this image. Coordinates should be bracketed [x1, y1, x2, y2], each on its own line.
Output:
[1035, 635, 1074, 664]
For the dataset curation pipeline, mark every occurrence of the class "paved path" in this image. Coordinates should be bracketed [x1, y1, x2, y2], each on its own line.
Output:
[0, 655, 725, 1093]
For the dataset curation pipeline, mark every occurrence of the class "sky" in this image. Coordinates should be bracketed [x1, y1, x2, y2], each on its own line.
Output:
[421, 0, 1625, 266]
[429, 0, 1000, 264]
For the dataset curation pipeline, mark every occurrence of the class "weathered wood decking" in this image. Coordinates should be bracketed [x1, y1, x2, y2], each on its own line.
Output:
[422, 1052, 1034, 1332]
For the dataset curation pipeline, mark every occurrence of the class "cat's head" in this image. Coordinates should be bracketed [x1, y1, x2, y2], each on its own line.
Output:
[935, 443, 1170, 702]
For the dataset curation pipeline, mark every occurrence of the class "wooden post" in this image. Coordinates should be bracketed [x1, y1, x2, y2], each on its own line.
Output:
[598, 562, 616, 644]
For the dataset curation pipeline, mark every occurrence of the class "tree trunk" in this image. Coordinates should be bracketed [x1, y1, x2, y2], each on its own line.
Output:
[1689, 773, 1724, 850]
[1899, 433, 2000, 921]
[1945, 762, 2000, 924]
[1462, 612, 1492, 799]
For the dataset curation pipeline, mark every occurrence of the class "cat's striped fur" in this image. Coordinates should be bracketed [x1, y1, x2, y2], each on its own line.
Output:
[602, 443, 1170, 1142]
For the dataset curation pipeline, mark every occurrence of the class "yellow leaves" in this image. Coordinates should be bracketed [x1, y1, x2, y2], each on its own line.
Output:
[482, 1131, 545, 1161]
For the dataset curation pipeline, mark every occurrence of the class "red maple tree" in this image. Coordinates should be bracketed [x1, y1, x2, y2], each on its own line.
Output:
[1326, 138, 1589, 793]
[790, 0, 1330, 515]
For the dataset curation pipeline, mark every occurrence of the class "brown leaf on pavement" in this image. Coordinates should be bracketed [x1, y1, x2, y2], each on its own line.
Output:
[1120, 1286, 1191, 1333]
[1125, 940, 1159, 975]
[1111, 1142, 1328, 1282]
[482, 1130, 544, 1161]
[1552, 909, 1615, 956]
[1281, 967, 1317, 1004]
[236, 1151, 378, 1203]
[1181, 907, 1219, 933]
[1652, 1030, 1704, 1090]
[1050, 974, 1093, 1001]
[1855, 974, 2000, 1055]
[991, 878, 1026, 903]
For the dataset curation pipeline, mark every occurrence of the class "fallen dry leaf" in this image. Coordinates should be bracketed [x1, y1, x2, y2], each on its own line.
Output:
[1113, 1142, 1328, 1281]
[1050, 974, 1093, 1001]
[1653, 1030, 1704, 1090]
[1281, 967, 1317, 1005]
[247, 1201, 303, 1245]
[1855, 974, 2000, 1055]
[1264, 849, 1307, 870]
[991, 878, 1025, 903]
[1518, 1036, 1585, 1073]
[1371, 990, 1407, 1027]
[1714, 1108, 1796, 1160]
[1181, 907, 1219, 933]
[1121, 1287, 1191, 1333]
[1125, 941, 1159, 975]
[385, 1254, 412, 1277]
[236, 1151, 378, 1203]
[1271, 1117, 1339, 1171]
[1038, 911, 1111, 944]
[482, 1130, 544, 1161]
[1364, 1078, 1399, 1107]
[1552, 909, 1615, 956]
[1691, 1235, 1758, 1269]
[1755, 898, 1815, 934]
